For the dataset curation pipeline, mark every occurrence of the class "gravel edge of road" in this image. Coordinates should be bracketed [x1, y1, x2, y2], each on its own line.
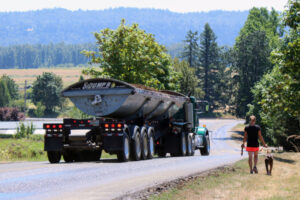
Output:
[115, 164, 236, 200]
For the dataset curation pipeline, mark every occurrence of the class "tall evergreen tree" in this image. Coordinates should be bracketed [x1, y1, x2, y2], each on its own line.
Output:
[181, 30, 199, 68]
[199, 23, 220, 109]
[233, 8, 281, 117]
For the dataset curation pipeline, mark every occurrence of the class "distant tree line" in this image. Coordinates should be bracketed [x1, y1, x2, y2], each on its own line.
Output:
[0, 8, 248, 46]
[0, 43, 95, 68]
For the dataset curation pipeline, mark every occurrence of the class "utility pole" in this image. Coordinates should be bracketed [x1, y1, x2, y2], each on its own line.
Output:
[24, 80, 27, 112]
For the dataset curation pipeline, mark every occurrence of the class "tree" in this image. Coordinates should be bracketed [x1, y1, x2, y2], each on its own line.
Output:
[0, 75, 19, 100]
[181, 30, 199, 68]
[0, 79, 11, 107]
[233, 8, 281, 117]
[173, 58, 203, 98]
[234, 30, 272, 116]
[82, 19, 179, 90]
[247, 0, 300, 150]
[32, 72, 63, 113]
[0, 75, 19, 107]
[198, 23, 221, 109]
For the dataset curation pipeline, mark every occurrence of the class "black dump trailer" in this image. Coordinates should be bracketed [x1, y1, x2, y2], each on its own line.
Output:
[43, 78, 208, 163]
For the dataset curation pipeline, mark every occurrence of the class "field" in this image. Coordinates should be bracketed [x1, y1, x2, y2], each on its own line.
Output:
[0, 134, 116, 162]
[150, 152, 300, 200]
[0, 68, 89, 87]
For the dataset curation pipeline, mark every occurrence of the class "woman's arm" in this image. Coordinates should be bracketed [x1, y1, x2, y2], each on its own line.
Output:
[242, 130, 247, 148]
[258, 130, 267, 147]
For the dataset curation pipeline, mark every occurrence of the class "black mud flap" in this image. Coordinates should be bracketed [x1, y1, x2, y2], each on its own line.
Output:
[44, 137, 63, 151]
[103, 136, 123, 152]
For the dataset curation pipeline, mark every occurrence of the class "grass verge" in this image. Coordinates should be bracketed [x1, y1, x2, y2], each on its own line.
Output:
[0, 134, 46, 162]
[0, 134, 116, 162]
[150, 152, 300, 200]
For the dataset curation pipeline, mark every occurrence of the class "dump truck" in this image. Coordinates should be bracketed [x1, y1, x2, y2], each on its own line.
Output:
[43, 78, 210, 163]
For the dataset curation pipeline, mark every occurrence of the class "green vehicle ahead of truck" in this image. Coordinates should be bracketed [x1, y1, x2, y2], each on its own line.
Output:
[43, 78, 210, 163]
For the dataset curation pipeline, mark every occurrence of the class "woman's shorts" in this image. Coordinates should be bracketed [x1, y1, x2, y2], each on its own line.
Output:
[246, 147, 259, 152]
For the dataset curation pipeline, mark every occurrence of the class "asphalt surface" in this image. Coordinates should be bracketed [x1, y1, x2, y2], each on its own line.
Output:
[0, 119, 244, 200]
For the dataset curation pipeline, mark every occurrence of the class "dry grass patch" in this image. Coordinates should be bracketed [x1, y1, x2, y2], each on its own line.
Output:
[150, 152, 300, 200]
[0, 68, 88, 87]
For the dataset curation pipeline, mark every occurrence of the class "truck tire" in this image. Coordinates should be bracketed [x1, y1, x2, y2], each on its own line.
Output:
[158, 149, 166, 157]
[179, 132, 187, 156]
[85, 150, 101, 161]
[147, 132, 155, 159]
[141, 129, 148, 160]
[63, 151, 74, 163]
[92, 150, 102, 161]
[186, 134, 194, 156]
[200, 134, 210, 156]
[117, 134, 130, 162]
[130, 131, 142, 161]
[47, 151, 61, 163]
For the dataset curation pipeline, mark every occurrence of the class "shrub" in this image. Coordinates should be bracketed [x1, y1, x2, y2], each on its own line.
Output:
[0, 107, 24, 121]
[15, 122, 35, 138]
[34, 102, 45, 117]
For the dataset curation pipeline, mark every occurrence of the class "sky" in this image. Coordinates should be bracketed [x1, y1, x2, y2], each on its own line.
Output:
[0, 0, 288, 12]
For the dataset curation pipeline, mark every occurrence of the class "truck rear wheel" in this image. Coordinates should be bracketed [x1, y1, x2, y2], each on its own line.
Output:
[180, 132, 187, 156]
[47, 151, 61, 163]
[147, 132, 155, 159]
[141, 129, 148, 160]
[200, 135, 210, 156]
[130, 131, 142, 161]
[63, 151, 74, 163]
[117, 134, 130, 162]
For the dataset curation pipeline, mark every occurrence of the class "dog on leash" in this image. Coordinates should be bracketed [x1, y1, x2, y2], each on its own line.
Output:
[264, 149, 273, 176]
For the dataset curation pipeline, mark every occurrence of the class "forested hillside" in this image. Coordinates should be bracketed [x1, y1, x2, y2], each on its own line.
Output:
[0, 43, 95, 68]
[0, 8, 248, 46]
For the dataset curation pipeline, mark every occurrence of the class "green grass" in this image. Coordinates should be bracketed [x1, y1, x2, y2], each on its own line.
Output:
[0, 134, 46, 162]
[150, 153, 300, 200]
[0, 134, 116, 162]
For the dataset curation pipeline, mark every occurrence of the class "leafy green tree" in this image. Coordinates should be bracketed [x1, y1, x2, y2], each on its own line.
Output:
[199, 23, 222, 109]
[82, 19, 179, 90]
[0, 80, 11, 107]
[247, 0, 300, 150]
[173, 58, 203, 98]
[0, 75, 19, 107]
[32, 72, 63, 113]
[233, 8, 281, 117]
[181, 30, 199, 68]
[0, 75, 18, 100]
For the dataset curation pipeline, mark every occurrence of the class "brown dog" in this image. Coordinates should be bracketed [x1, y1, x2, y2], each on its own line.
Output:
[265, 149, 273, 176]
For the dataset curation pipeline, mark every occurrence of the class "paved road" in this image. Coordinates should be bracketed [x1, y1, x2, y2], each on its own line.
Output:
[0, 119, 243, 200]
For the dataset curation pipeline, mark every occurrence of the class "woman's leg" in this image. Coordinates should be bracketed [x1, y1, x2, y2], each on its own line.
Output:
[248, 151, 253, 173]
[253, 151, 259, 173]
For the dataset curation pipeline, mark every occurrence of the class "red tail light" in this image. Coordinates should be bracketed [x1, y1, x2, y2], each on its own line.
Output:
[157, 141, 160, 145]
[58, 124, 63, 129]
[73, 120, 77, 123]
[88, 120, 91, 123]
[117, 123, 122, 128]
[111, 124, 115, 128]
[104, 124, 109, 128]
[52, 125, 56, 129]
[46, 125, 50, 129]
[80, 120, 84, 124]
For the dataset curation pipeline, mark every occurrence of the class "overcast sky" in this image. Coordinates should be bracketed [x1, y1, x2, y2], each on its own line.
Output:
[0, 0, 288, 12]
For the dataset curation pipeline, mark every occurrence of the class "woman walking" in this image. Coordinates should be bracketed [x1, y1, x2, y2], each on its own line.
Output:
[242, 115, 267, 174]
